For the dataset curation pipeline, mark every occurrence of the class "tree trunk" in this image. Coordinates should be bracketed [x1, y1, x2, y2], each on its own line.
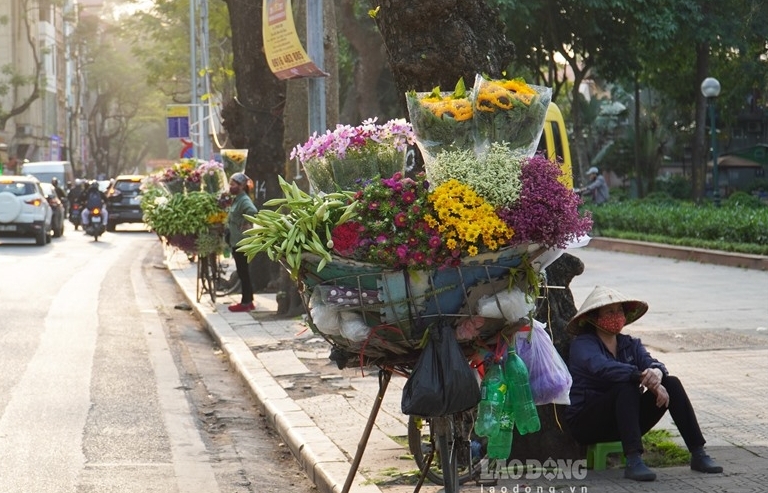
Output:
[634, 76, 645, 198]
[370, 1, 514, 104]
[338, 0, 386, 122]
[512, 253, 585, 461]
[224, 0, 287, 293]
[692, 42, 710, 203]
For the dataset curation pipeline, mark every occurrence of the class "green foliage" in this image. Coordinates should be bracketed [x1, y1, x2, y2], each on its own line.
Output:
[141, 190, 222, 237]
[642, 430, 690, 468]
[586, 200, 768, 253]
[724, 191, 762, 209]
[641, 191, 677, 205]
[655, 175, 692, 200]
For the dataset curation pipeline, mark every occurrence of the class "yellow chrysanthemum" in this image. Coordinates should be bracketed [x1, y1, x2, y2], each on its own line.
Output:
[427, 179, 512, 256]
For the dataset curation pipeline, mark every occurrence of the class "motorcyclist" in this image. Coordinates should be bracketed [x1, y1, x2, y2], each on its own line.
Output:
[50, 177, 68, 217]
[79, 181, 109, 229]
[68, 179, 85, 213]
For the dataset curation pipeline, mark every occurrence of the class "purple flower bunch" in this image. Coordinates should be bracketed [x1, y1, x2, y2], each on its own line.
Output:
[498, 154, 593, 249]
[289, 118, 416, 164]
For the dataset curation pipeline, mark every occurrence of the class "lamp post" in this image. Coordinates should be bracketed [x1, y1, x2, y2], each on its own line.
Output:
[701, 77, 721, 206]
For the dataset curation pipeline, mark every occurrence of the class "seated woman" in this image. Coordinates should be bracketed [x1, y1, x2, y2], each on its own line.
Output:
[564, 285, 722, 481]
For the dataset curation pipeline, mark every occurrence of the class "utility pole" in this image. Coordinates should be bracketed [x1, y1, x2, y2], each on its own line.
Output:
[307, 0, 325, 189]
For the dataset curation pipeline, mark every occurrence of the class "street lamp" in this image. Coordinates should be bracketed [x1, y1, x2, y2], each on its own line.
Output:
[701, 77, 721, 206]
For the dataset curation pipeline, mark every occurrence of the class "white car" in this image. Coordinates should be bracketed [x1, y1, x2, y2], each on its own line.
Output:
[0, 175, 53, 245]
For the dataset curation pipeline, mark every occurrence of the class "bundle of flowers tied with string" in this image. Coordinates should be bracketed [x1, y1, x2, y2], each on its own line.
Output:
[237, 77, 591, 368]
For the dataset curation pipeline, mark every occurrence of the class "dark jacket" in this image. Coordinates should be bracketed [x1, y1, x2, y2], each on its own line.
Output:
[565, 332, 668, 421]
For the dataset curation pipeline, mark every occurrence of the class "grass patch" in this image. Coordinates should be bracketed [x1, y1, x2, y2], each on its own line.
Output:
[642, 429, 690, 467]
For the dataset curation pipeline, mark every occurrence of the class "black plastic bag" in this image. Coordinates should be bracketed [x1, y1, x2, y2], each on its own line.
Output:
[401, 324, 481, 417]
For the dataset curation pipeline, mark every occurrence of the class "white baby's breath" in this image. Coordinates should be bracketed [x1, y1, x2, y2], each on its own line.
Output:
[426, 142, 525, 207]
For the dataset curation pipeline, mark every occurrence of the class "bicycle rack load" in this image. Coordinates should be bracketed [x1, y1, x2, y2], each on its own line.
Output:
[289, 245, 549, 493]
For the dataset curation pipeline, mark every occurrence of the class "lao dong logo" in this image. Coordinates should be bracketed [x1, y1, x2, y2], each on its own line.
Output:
[480, 457, 588, 481]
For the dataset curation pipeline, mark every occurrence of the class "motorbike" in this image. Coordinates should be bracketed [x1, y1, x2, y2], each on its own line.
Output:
[69, 203, 83, 230]
[85, 207, 106, 241]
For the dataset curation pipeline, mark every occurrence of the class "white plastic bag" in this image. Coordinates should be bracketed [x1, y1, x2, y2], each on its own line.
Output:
[477, 287, 534, 323]
[515, 319, 572, 405]
[340, 311, 371, 342]
[309, 289, 342, 335]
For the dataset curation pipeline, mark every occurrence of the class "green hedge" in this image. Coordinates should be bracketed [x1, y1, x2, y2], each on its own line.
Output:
[585, 200, 768, 255]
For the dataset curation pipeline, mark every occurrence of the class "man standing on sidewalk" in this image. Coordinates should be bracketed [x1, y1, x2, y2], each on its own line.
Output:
[226, 172, 258, 312]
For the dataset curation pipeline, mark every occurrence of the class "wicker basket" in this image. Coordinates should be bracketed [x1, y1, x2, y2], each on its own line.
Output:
[294, 244, 545, 368]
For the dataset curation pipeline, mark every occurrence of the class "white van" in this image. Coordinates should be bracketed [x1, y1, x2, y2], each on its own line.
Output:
[21, 161, 75, 187]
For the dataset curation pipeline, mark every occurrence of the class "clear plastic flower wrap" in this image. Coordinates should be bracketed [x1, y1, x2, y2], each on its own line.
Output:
[471, 74, 551, 158]
[406, 78, 474, 168]
[290, 118, 414, 193]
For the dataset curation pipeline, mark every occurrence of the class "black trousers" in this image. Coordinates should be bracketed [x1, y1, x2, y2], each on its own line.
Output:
[569, 375, 706, 455]
[232, 249, 253, 305]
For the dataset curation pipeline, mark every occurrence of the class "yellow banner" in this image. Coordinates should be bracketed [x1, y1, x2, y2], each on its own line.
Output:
[166, 105, 190, 118]
[262, 0, 326, 80]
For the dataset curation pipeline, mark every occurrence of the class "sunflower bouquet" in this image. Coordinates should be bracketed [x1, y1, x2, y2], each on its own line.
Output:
[405, 78, 474, 167]
[471, 74, 551, 158]
[220, 149, 248, 178]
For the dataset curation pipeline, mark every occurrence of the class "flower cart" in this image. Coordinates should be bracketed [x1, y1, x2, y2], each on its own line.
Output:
[240, 77, 592, 493]
[142, 160, 230, 303]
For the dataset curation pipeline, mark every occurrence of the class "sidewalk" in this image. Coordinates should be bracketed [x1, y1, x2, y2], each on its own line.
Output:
[165, 244, 768, 493]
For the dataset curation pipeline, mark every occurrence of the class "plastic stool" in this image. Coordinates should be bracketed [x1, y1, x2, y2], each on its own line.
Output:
[586, 441, 626, 470]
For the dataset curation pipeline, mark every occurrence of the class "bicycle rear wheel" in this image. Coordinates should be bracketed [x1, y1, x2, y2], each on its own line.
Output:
[197, 254, 219, 304]
[407, 411, 484, 487]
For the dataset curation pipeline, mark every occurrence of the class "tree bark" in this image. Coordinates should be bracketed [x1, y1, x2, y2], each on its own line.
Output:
[224, 0, 287, 293]
[370, 1, 514, 105]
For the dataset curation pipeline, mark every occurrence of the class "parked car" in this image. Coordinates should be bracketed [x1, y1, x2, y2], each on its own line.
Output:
[40, 182, 66, 238]
[0, 175, 53, 245]
[106, 175, 146, 232]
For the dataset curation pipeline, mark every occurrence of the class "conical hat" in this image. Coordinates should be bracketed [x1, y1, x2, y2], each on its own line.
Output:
[566, 285, 648, 335]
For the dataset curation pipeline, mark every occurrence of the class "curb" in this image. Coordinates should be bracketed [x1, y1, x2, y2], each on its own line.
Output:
[586, 237, 768, 271]
[174, 279, 376, 493]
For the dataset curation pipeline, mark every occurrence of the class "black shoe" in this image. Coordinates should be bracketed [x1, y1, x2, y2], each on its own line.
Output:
[624, 461, 656, 481]
[691, 454, 723, 473]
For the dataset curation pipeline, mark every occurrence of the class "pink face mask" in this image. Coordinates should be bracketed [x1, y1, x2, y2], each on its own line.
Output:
[596, 311, 626, 334]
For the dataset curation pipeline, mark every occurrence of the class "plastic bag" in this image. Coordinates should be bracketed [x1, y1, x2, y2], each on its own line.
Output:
[401, 324, 481, 417]
[515, 319, 572, 405]
[340, 311, 370, 342]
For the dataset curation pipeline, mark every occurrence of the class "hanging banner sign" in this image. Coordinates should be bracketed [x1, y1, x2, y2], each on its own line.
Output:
[262, 0, 327, 80]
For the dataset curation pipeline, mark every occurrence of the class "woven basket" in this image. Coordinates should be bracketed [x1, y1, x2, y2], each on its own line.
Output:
[294, 244, 545, 368]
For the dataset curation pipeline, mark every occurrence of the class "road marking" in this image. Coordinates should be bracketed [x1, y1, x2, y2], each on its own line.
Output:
[131, 242, 220, 493]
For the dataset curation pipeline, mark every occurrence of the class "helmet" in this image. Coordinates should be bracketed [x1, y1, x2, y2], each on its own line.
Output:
[586, 167, 599, 176]
[51, 177, 59, 186]
[89, 180, 99, 189]
[75, 179, 83, 186]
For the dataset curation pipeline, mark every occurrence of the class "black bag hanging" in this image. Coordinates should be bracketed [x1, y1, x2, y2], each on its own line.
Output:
[401, 323, 481, 417]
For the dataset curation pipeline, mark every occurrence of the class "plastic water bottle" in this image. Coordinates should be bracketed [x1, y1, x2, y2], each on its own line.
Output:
[487, 387, 514, 459]
[504, 349, 541, 435]
[474, 363, 506, 438]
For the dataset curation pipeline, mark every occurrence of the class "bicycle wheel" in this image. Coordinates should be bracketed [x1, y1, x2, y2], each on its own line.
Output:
[216, 263, 241, 296]
[197, 254, 218, 304]
[407, 411, 484, 487]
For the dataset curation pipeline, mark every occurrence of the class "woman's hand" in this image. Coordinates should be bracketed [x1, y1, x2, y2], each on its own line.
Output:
[652, 384, 670, 408]
[641, 368, 663, 390]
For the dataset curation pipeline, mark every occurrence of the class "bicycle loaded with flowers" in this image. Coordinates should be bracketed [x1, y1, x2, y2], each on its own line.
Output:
[237, 75, 592, 374]
[141, 159, 231, 257]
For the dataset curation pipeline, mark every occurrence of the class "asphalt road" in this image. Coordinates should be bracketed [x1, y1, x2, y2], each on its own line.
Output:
[0, 224, 313, 493]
